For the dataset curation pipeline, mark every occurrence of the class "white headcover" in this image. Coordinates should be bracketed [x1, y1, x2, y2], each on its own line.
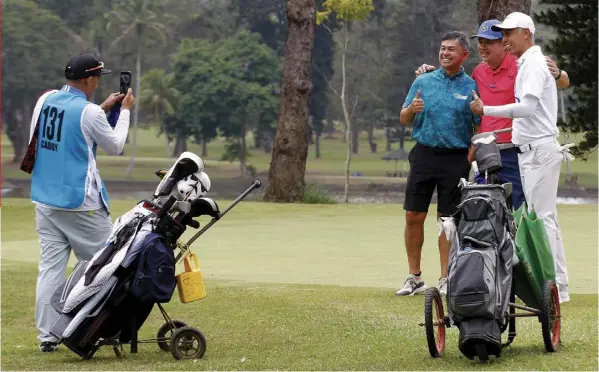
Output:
[154, 152, 205, 197]
[175, 171, 211, 202]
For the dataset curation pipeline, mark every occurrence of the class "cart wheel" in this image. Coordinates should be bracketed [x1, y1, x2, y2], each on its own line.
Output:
[170, 326, 207, 360]
[113, 345, 125, 358]
[424, 287, 446, 358]
[475, 343, 489, 363]
[541, 280, 561, 352]
[157, 320, 187, 352]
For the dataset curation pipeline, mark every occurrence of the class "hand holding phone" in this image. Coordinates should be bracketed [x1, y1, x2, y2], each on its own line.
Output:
[108, 71, 133, 127]
[121, 88, 135, 110]
[120, 71, 132, 94]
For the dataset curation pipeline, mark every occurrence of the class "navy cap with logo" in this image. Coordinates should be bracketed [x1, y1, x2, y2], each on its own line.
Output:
[469, 19, 503, 40]
[65, 54, 112, 80]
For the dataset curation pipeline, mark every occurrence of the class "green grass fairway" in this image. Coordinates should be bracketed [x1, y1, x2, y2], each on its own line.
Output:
[1, 199, 597, 370]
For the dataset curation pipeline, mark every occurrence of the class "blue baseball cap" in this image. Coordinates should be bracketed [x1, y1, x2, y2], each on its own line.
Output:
[470, 19, 503, 40]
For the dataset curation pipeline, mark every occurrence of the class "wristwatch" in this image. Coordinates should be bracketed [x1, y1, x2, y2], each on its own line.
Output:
[554, 70, 562, 80]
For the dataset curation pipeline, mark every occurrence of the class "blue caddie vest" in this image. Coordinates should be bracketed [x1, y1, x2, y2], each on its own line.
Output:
[31, 86, 110, 211]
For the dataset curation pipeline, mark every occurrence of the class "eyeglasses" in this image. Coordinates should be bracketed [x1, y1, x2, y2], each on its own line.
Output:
[85, 62, 104, 72]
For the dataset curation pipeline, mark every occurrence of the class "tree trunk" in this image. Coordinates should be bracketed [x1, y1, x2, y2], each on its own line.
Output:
[340, 27, 351, 204]
[477, 0, 532, 24]
[351, 121, 359, 154]
[157, 109, 171, 158]
[240, 119, 247, 177]
[264, 0, 315, 203]
[172, 135, 187, 157]
[385, 125, 392, 151]
[399, 125, 406, 152]
[253, 129, 261, 149]
[326, 116, 334, 138]
[307, 118, 314, 145]
[95, 40, 105, 104]
[126, 26, 142, 176]
[7, 106, 30, 163]
[315, 133, 321, 159]
[165, 133, 172, 159]
[201, 138, 208, 157]
[367, 124, 377, 153]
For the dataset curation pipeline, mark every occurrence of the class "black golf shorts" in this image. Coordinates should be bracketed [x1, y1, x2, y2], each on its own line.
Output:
[403, 142, 471, 216]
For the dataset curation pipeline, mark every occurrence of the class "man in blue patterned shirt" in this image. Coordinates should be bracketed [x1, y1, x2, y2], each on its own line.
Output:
[396, 31, 481, 297]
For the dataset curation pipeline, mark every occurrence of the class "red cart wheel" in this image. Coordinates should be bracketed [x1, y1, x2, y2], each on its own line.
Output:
[424, 287, 446, 357]
[541, 280, 561, 352]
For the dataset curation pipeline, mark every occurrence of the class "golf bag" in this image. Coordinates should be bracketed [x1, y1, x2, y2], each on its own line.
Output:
[446, 181, 517, 360]
[49, 152, 220, 359]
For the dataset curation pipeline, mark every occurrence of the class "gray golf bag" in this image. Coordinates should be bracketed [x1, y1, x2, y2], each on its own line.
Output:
[446, 179, 518, 360]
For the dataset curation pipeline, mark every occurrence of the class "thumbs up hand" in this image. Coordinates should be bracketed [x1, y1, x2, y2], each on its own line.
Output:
[409, 90, 424, 114]
[470, 90, 484, 116]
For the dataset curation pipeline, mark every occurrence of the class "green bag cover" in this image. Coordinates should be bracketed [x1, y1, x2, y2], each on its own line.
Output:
[513, 202, 556, 309]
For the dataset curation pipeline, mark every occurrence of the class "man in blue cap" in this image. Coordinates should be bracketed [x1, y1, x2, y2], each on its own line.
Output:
[415, 19, 569, 210]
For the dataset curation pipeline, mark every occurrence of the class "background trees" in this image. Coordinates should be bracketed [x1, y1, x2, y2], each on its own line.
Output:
[3, 0, 596, 198]
[535, 0, 598, 157]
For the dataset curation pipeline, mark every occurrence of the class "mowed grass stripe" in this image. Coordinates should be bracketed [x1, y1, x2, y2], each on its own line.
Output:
[2, 199, 597, 293]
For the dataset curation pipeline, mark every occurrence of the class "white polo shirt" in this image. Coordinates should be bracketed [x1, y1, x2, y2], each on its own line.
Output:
[511, 45, 559, 146]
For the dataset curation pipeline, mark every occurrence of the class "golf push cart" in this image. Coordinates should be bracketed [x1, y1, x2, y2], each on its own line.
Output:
[50, 152, 262, 360]
[421, 128, 562, 362]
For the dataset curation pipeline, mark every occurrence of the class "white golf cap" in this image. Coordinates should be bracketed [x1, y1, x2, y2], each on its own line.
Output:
[491, 12, 535, 34]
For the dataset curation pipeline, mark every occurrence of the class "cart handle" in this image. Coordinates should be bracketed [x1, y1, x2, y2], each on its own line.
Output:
[175, 179, 262, 262]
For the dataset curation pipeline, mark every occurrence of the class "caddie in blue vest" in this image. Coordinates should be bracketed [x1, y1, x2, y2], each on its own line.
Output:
[25, 53, 135, 352]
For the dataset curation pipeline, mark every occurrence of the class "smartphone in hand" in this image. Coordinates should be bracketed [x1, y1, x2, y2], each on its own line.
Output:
[108, 71, 132, 127]
[120, 71, 132, 94]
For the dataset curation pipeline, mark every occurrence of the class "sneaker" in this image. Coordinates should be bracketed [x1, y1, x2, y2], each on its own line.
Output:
[559, 291, 570, 304]
[438, 277, 448, 296]
[395, 274, 428, 296]
[558, 284, 570, 304]
[39, 341, 59, 353]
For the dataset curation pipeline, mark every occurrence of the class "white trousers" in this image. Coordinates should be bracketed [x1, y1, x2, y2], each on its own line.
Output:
[518, 140, 569, 291]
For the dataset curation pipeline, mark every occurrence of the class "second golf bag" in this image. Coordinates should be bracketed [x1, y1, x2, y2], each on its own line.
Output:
[445, 179, 517, 360]
[49, 151, 220, 359]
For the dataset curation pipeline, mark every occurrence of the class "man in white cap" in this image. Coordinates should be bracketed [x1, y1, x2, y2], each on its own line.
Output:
[470, 12, 572, 303]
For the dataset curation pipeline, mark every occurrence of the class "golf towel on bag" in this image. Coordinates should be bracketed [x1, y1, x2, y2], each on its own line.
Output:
[446, 183, 516, 359]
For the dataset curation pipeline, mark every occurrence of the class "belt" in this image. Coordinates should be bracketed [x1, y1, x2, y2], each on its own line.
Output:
[497, 143, 516, 151]
[517, 136, 557, 153]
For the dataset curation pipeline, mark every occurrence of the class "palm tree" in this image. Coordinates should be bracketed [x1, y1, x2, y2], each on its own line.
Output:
[140, 69, 180, 158]
[108, 0, 170, 176]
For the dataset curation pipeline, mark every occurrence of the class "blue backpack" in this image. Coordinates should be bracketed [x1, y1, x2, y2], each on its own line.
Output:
[130, 232, 176, 303]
